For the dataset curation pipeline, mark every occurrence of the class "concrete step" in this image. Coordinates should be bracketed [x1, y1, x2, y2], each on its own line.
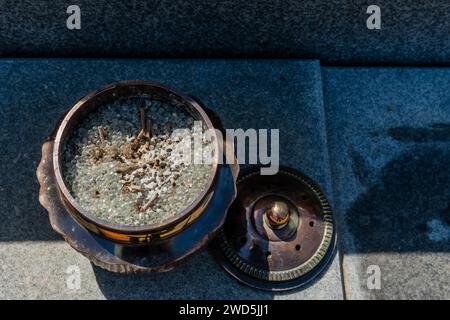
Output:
[2, 59, 448, 299]
[0, 59, 343, 299]
[2, 1, 450, 65]
[322, 66, 450, 299]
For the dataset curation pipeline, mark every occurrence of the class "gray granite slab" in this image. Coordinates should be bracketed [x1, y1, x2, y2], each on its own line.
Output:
[2, 1, 450, 65]
[322, 67, 450, 299]
[0, 59, 342, 299]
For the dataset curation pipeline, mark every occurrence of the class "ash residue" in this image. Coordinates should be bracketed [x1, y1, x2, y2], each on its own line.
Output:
[62, 97, 213, 226]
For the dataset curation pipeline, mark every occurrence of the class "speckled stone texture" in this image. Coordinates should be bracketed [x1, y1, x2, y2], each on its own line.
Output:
[323, 67, 450, 299]
[0, 59, 343, 299]
[2, 1, 450, 65]
[4, 58, 448, 299]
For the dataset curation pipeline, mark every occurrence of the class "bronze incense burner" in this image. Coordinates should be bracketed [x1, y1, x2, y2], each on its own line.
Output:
[37, 80, 238, 272]
[37, 80, 336, 290]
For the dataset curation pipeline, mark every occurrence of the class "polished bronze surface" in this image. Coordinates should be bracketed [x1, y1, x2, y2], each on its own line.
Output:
[265, 200, 290, 228]
[37, 81, 239, 272]
[51, 80, 221, 244]
[210, 166, 336, 291]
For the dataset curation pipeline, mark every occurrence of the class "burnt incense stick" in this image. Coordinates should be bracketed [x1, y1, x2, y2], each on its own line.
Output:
[98, 126, 106, 144]
[115, 163, 142, 174]
[141, 192, 159, 211]
[146, 118, 153, 139]
[128, 184, 144, 192]
[137, 103, 153, 141]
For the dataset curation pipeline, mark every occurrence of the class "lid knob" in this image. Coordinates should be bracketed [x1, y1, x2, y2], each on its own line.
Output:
[265, 200, 290, 228]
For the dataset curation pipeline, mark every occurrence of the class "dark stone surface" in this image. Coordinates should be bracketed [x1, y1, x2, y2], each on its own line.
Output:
[3, 58, 448, 299]
[0, 59, 343, 299]
[2, 1, 450, 65]
[323, 67, 450, 299]
[0, 58, 331, 241]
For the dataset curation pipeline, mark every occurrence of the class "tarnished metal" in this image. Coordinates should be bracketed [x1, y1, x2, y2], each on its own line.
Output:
[37, 80, 239, 272]
[52, 80, 223, 244]
[210, 166, 336, 291]
[266, 201, 290, 228]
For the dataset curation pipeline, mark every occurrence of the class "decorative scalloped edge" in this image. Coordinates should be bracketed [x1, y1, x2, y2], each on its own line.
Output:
[37, 139, 239, 273]
[37, 140, 143, 273]
[36, 91, 240, 273]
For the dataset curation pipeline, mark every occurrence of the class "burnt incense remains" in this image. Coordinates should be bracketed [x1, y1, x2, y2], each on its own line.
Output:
[62, 97, 213, 226]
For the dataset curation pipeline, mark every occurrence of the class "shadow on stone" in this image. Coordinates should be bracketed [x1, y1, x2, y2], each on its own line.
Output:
[387, 123, 450, 143]
[346, 146, 450, 253]
[92, 250, 274, 300]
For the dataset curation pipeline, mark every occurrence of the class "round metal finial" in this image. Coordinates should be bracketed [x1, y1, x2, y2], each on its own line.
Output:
[265, 200, 290, 228]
